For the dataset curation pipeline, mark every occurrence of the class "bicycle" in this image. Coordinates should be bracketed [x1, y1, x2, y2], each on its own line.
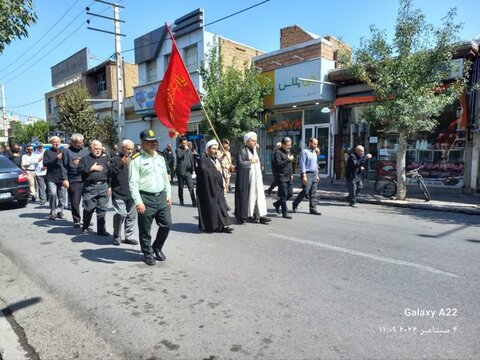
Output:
[374, 165, 431, 201]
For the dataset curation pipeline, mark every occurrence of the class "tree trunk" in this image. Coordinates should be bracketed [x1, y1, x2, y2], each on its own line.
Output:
[396, 131, 407, 200]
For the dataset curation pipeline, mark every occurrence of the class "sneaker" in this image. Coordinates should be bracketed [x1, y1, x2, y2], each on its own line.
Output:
[144, 255, 156, 266]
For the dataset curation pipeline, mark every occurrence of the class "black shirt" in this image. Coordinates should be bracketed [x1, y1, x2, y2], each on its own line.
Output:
[273, 148, 293, 182]
[43, 147, 66, 183]
[78, 153, 110, 184]
[109, 154, 131, 200]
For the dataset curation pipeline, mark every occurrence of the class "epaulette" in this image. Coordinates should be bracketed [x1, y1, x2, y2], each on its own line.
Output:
[131, 152, 141, 160]
[156, 150, 165, 157]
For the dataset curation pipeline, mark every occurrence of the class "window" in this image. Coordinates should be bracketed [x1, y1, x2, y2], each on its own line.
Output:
[184, 44, 198, 72]
[164, 54, 170, 73]
[96, 73, 107, 93]
[146, 60, 157, 83]
[47, 97, 54, 114]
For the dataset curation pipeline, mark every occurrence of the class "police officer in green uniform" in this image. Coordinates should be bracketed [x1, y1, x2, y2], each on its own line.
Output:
[129, 129, 172, 266]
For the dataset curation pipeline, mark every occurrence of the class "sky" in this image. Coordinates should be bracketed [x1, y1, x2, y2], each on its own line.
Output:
[0, 0, 478, 121]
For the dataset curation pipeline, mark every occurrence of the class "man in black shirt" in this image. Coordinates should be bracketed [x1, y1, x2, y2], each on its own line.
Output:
[163, 143, 175, 184]
[63, 133, 90, 227]
[272, 137, 294, 219]
[175, 137, 196, 206]
[43, 136, 67, 220]
[110, 139, 138, 246]
[345, 145, 372, 207]
[78, 140, 110, 236]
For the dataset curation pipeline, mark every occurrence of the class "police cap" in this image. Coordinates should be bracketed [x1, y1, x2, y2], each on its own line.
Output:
[140, 129, 158, 141]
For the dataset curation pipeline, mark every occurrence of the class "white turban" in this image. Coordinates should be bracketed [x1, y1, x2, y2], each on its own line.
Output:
[244, 131, 257, 143]
[206, 139, 218, 149]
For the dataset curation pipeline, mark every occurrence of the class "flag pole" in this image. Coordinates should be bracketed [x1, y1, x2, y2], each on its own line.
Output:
[200, 101, 222, 146]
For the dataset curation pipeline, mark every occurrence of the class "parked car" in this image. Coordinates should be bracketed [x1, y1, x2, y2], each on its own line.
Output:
[0, 155, 29, 207]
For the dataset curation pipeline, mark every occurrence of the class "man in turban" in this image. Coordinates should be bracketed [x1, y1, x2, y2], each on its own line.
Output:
[196, 139, 233, 233]
[234, 132, 271, 225]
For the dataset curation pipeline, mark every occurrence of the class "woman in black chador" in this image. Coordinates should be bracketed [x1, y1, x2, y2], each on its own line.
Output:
[196, 139, 233, 233]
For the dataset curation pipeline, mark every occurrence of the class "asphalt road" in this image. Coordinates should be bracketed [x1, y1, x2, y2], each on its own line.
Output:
[0, 190, 479, 359]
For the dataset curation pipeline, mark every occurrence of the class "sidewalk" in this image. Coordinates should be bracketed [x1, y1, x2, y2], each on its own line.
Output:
[257, 174, 480, 216]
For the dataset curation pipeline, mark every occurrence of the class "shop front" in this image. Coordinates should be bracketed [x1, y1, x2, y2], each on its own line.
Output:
[336, 98, 468, 188]
[261, 58, 336, 177]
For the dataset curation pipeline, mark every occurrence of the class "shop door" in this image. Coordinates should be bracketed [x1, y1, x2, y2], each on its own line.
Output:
[303, 125, 331, 177]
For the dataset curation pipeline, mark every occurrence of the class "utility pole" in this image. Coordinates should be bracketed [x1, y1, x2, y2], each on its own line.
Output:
[1, 83, 7, 145]
[86, 0, 126, 140]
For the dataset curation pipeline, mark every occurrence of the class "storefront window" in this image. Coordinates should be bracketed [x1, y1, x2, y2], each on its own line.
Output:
[374, 100, 466, 188]
[265, 110, 302, 173]
[304, 108, 329, 125]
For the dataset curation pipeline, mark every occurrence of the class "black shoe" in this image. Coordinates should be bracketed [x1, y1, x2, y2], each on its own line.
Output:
[344, 196, 350, 202]
[144, 255, 156, 266]
[31, 196, 36, 202]
[81, 228, 88, 234]
[292, 205, 298, 213]
[273, 203, 280, 214]
[219, 226, 234, 233]
[310, 210, 322, 215]
[236, 218, 245, 225]
[98, 231, 111, 237]
[113, 238, 121, 246]
[259, 217, 271, 224]
[57, 212, 66, 219]
[40, 201, 46, 206]
[226, 204, 231, 211]
[246, 217, 259, 223]
[49, 214, 56, 220]
[154, 249, 166, 261]
[123, 239, 139, 245]
[73, 222, 81, 228]
[282, 214, 292, 219]
[265, 191, 272, 197]
[349, 203, 358, 207]
[192, 202, 197, 207]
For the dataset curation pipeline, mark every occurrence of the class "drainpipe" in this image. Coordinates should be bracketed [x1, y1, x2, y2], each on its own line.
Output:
[470, 142, 480, 193]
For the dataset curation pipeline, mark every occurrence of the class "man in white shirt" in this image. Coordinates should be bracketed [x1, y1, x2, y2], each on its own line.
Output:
[21, 144, 37, 202]
[34, 143, 47, 205]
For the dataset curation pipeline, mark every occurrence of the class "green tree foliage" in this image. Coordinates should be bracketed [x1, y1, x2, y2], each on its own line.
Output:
[0, 0, 37, 54]
[58, 84, 101, 144]
[199, 41, 272, 142]
[96, 115, 119, 149]
[343, 0, 468, 199]
[10, 120, 51, 145]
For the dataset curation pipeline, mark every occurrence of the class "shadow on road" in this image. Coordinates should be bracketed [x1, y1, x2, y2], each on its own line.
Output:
[71, 233, 114, 246]
[19, 212, 53, 220]
[171, 222, 202, 233]
[80, 247, 143, 264]
[466, 239, 480, 244]
[0, 297, 42, 314]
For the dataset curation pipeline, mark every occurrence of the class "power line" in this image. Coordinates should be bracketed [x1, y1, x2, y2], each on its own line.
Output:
[4, 98, 45, 109]
[121, 0, 271, 55]
[0, 0, 84, 77]
[2, 4, 113, 85]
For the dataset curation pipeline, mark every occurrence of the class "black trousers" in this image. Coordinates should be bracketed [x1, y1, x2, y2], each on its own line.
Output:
[273, 180, 293, 216]
[137, 191, 172, 256]
[266, 177, 278, 194]
[346, 179, 363, 204]
[292, 173, 318, 212]
[177, 172, 196, 204]
[68, 181, 83, 224]
[81, 182, 109, 233]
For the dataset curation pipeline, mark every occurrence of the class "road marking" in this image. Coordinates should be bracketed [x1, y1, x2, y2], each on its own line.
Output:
[271, 234, 459, 278]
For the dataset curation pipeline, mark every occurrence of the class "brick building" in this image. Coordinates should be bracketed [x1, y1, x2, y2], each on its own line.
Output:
[253, 25, 351, 177]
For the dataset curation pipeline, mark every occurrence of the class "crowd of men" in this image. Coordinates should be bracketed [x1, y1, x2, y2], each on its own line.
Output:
[1, 130, 371, 266]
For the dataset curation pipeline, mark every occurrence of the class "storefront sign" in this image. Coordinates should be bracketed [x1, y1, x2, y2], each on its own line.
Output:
[133, 82, 160, 112]
[274, 58, 335, 105]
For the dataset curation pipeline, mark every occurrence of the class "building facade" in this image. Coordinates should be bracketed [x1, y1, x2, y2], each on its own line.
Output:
[45, 48, 138, 138]
[253, 25, 351, 177]
[129, 8, 264, 152]
[329, 41, 480, 191]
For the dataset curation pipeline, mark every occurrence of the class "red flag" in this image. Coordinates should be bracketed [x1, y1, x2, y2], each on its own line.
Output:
[154, 24, 201, 137]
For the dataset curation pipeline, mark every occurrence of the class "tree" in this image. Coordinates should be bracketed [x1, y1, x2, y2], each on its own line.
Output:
[0, 0, 37, 54]
[10, 120, 51, 145]
[199, 41, 272, 142]
[343, 0, 468, 199]
[58, 84, 100, 144]
[96, 115, 119, 149]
